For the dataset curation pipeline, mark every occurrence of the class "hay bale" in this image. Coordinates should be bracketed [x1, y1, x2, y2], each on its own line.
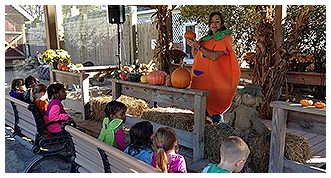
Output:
[246, 132, 311, 173]
[141, 107, 195, 132]
[90, 95, 149, 121]
[204, 125, 237, 163]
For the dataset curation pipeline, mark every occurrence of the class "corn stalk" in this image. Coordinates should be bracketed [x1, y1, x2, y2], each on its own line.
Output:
[151, 5, 173, 73]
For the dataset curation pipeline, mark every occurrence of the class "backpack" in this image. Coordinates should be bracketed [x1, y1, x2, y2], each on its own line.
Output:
[98, 117, 123, 148]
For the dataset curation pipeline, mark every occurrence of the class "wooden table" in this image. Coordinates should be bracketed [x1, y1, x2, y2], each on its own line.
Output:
[50, 65, 117, 120]
[110, 79, 209, 161]
[268, 101, 326, 173]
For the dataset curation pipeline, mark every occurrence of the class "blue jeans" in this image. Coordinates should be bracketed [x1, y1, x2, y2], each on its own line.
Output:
[211, 113, 224, 123]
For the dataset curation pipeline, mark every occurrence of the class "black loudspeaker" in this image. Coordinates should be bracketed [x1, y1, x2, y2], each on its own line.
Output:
[107, 5, 125, 24]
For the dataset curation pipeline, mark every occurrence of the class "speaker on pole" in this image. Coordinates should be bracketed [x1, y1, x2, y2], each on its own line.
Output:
[107, 5, 125, 24]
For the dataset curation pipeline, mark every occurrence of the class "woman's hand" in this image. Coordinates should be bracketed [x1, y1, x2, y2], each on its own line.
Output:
[187, 39, 200, 49]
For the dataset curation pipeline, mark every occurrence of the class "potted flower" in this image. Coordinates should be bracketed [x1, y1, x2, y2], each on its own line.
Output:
[167, 49, 188, 64]
[288, 53, 314, 72]
[41, 49, 71, 69]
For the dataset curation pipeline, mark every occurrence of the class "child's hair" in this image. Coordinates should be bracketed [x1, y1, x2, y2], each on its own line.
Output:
[47, 83, 65, 100]
[104, 100, 127, 117]
[36, 83, 47, 94]
[25, 75, 38, 88]
[129, 121, 153, 152]
[11, 78, 24, 92]
[152, 127, 178, 173]
[220, 136, 250, 163]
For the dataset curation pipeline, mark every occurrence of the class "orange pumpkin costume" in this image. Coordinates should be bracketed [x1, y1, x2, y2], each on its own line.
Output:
[191, 30, 240, 115]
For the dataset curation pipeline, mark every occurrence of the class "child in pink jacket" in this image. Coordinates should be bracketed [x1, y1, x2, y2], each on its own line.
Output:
[44, 83, 70, 134]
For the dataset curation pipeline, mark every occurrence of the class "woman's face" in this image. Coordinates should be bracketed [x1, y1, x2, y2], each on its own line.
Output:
[209, 15, 222, 34]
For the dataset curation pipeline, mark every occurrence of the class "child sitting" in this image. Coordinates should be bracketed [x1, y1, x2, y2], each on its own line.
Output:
[124, 121, 154, 164]
[24, 75, 39, 103]
[98, 100, 127, 151]
[34, 83, 48, 116]
[202, 136, 250, 173]
[44, 83, 70, 134]
[151, 127, 187, 173]
[9, 78, 26, 101]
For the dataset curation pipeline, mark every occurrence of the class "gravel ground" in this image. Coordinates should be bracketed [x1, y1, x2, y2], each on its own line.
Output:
[4, 62, 71, 173]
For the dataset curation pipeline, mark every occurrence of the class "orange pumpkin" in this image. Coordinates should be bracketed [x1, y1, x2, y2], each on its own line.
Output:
[147, 70, 167, 85]
[184, 31, 196, 40]
[300, 99, 313, 107]
[171, 64, 191, 89]
[57, 63, 65, 70]
[314, 102, 326, 108]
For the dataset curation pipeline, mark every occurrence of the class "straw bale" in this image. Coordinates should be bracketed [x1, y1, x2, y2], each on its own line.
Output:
[90, 95, 150, 121]
[141, 108, 195, 132]
[246, 132, 311, 173]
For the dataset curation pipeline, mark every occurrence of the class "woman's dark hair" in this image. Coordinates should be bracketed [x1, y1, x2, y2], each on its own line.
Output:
[128, 121, 154, 155]
[47, 83, 65, 100]
[104, 100, 127, 117]
[11, 78, 24, 92]
[208, 11, 227, 31]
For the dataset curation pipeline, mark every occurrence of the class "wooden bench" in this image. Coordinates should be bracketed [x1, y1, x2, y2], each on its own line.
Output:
[62, 124, 160, 173]
[5, 95, 72, 173]
[268, 101, 326, 173]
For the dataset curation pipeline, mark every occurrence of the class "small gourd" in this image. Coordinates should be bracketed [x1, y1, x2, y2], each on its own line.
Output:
[314, 102, 326, 108]
[300, 99, 313, 107]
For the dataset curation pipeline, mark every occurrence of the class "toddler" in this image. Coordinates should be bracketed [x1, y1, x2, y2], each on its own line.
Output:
[44, 83, 70, 134]
[24, 75, 39, 103]
[98, 100, 127, 151]
[151, 127, 187, 173]
[202, 136, 250, 173]
[125, 121, 154, 164]
[9, 78, 26, 101]
[34, 83, 48, 116]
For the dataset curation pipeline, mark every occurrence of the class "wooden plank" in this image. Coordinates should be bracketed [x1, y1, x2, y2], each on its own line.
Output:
[111, 80, 121, 100]
[124, 115, 194, 149]
[308, 135, 326, 146]
[268, 108, 288, 173]
[270, 101, 326, 116]
[53, 70, 81, 85]
[80, 73, 90, 120]
[286, 111, 325, 135]
[286, 71, 326, 86]
[110, 79, 209, 97]
[5, 95, 29, 108]
[283, 159, 325, 173]
[44, 5, 59, 49]
[193, 95, 206, 161]
[121, 84, 195, 109]
[315, 149, 326, 158]
[64, 125, 159, 173]
[311, 140, 326, 156]
[75, 153, 104, 173]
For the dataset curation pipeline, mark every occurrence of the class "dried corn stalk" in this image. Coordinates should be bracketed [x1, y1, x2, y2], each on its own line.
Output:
[152, 5, 173, 73]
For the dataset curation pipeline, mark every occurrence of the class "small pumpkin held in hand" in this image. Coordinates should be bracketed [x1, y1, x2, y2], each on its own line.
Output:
[300, 99, 313, 107]
[147, 70, 167, 85]
[184, 31, 196, 40]
[171, 62, 191, 89]
[314, 102, 326, 108]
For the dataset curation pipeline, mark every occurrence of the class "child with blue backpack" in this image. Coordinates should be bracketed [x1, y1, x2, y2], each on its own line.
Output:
[125, 121, 154, 164]
[98, 100, 127, 151]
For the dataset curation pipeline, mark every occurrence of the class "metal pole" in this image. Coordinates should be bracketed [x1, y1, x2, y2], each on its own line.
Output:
[117, 23, 122, 68]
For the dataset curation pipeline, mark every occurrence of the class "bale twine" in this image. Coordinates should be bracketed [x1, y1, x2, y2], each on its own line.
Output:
[246, 132, 311, 173]
[90, 95, 150, 121]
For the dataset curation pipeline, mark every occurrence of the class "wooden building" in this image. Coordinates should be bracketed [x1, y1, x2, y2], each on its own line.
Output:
[5, 5, 33, 67]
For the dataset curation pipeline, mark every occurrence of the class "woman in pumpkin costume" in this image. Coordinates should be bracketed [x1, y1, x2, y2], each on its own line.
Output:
[187, 11, 240, 123]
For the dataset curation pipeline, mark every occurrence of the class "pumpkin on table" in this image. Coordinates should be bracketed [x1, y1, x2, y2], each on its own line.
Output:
[171, 62, 191, 89]
[147, 70, 167, 85]
[300, 99, 313, 107]
[314, 102, 326, 108]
